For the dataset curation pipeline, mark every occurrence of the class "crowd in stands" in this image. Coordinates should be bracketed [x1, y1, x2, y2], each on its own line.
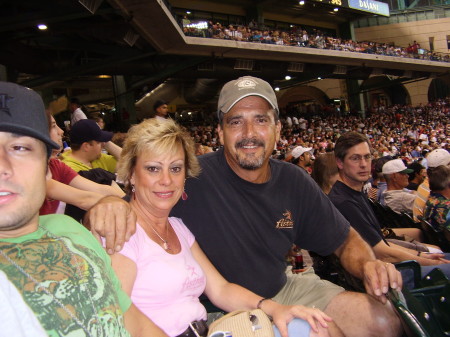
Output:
[182, 20, 450, 62]
[187, 98, 450, 164]
[186, 98, 450, 237]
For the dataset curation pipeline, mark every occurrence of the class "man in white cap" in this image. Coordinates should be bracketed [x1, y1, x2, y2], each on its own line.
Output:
[382, 158, 416, 214]
[290, 146, 314, 173]
[413, 149, 450, 221]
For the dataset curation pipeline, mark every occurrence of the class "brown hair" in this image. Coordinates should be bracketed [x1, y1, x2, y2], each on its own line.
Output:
[428, 165, 450, 191]
[311, 152, 339, 194]
[334, 131, 371, 161]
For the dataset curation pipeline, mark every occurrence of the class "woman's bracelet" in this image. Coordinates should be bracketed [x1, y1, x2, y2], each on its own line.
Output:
[256, 298, 271, 310]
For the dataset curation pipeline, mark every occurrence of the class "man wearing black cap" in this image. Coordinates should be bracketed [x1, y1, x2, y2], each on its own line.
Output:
[69, 97, 87, 126]
[61, 119, 121, 173]
[153, 100, 169, 120]
[0, 82, 166, 336]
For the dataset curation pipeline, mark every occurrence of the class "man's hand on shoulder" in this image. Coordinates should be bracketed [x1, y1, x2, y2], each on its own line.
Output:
[362, 260, 402, 304]
[84, 195, 136, 254]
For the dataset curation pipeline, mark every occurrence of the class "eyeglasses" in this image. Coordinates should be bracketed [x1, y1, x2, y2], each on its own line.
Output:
[347, 154, 373, 163]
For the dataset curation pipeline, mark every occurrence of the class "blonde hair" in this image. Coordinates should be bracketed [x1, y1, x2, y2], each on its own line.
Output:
[117, 118, 201, 192]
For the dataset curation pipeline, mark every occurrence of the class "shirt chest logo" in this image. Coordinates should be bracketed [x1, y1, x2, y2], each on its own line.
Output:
[276, 210, 294, 229]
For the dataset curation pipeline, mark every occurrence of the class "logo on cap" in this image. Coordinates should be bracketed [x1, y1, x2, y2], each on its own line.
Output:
[236, 78, 258, 90]
[0, 93, 12, 116]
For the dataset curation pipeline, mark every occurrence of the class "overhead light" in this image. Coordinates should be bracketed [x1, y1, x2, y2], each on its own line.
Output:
[299, 0, 305, 4]
[274, 87, 280, 91]
[334, 7, 339, 11]
[37, 24, 47, 30]
[317, 77, 322, 80]
[186, 11, 191, 14]
[285, 75, 291, 80]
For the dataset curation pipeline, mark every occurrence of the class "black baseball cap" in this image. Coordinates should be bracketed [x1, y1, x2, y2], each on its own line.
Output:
[70, 119, 113, 144]
[153, 100, 167, 111]
[0, 81, 59, 157]
[70, 97, 81, 105]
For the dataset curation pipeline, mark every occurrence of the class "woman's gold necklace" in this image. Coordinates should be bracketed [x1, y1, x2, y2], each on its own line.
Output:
[147, 221, 171, 251]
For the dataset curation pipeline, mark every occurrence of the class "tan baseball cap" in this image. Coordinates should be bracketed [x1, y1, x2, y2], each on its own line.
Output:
[217, 76, 278, 118]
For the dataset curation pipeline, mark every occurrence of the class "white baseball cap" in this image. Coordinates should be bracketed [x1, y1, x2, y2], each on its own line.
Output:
[382, 159, 413, 175]
[292, 146, 313, 159]
[427, 149, 450, 168]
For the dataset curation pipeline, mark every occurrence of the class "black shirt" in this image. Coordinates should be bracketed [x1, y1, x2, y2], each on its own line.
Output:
[329, 180, 384, 247]
[172, 149, 350, 297]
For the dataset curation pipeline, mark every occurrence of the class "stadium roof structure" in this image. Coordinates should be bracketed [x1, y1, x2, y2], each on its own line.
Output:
[1, 0, 448, 109]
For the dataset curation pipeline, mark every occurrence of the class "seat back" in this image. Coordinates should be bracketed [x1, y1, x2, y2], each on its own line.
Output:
[389, 269, 450, 337]
[419, 217, 450, 251]
[388, 288, 431, 337]
[400, 212, 421, 229]
[444, 227, 450, 244]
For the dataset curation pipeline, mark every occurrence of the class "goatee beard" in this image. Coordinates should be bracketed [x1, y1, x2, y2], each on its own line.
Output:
[235, 138, 265, 170]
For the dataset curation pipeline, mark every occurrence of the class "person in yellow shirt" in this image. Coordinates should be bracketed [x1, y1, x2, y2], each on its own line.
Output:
[61, 119, 121, 173]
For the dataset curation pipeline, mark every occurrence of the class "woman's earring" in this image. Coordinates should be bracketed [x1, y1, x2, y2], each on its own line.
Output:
[131, 184, 136, 200]
[182, 178, 188, 201]
[182, 190, 188, 201]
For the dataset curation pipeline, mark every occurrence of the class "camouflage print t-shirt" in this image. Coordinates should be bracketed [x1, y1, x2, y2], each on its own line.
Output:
[0, 214, 131, 337]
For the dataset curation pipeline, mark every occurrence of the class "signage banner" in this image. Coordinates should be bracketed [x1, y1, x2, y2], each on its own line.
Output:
[349, 0, 390, 16]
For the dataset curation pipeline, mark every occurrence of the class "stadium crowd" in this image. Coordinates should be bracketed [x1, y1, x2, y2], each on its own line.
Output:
[182, 20, 449, 63]
[189, 98, 450, 162]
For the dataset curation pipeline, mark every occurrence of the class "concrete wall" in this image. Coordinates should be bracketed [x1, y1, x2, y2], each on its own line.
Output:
[354, 17, 450, 53]
[309, 79, 345, 100]
[404, 78, 432, 105]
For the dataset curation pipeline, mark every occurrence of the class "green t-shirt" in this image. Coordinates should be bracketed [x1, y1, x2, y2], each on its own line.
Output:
[61, 150, 117, 173]
[0, 214, 131, 337]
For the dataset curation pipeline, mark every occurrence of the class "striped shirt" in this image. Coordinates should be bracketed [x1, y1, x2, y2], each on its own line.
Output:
[413, 178, 430, 222]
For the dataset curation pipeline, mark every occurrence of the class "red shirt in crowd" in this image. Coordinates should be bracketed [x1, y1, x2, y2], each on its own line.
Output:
[40, 158, 78, 215]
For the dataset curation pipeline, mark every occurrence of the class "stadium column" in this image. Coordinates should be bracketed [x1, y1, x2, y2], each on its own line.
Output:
[112, 75, 136, 130]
